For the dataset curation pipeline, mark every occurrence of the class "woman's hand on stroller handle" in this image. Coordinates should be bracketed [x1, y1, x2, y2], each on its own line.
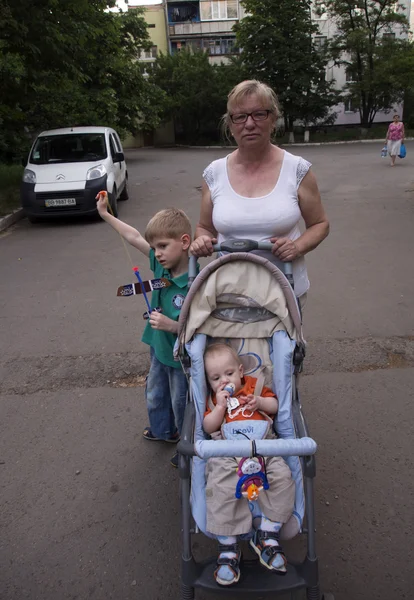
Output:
[188, 238, 293, 287]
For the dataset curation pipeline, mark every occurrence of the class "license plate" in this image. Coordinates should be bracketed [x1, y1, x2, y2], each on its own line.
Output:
[45, 198, 77, 207]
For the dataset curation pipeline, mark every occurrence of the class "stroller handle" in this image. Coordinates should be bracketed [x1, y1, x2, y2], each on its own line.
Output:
[188, 239, 294, 288]
[178, 437, 317, 459]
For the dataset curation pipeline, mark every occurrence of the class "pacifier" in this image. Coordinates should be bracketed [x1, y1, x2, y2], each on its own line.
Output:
[224, 383, 240, 414]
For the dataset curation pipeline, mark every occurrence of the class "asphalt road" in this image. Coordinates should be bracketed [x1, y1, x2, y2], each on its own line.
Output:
[1, 143, 414, 600]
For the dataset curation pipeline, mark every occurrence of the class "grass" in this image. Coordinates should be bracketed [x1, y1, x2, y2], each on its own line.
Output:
[0, 164, 23, 217]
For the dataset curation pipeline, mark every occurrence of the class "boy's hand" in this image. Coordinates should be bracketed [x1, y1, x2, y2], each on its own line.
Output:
[96, 191, 109, 216]
[148, 311, 178, 334]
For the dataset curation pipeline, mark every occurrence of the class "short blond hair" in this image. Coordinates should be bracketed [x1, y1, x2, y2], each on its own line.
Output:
[204, 343, 241, 366]
[144, 207, 192, 244]
[222, 79, 280, 139]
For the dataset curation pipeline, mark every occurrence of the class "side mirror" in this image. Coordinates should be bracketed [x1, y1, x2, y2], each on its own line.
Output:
[114, 152, 124, 163]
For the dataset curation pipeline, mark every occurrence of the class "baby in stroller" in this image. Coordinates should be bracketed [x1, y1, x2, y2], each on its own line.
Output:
[203, 343, 295, 586]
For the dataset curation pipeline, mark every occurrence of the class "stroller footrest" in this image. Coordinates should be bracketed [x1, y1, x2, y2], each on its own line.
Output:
[193, 557, 307, 594]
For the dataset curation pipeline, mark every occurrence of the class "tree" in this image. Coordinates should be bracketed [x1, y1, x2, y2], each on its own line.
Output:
[0, 1, 163, 162]
[320, 0, 414, 127]
[234, 0, 339, 138]
[151, 49, 243, 144]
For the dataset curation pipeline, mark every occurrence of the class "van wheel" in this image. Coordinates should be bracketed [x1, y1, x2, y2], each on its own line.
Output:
[109, 188, 118, 218]
[28, 215, 41, 224]
[119, 178, 129, 201]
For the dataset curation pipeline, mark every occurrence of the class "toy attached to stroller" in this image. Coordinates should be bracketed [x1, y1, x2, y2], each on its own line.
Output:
[175, 239, 334, 600]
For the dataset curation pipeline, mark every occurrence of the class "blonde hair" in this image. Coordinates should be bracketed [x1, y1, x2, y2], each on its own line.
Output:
[221, 79, 280, 140]
[204, 343, 241, 366]
[144, 207, 192, 244]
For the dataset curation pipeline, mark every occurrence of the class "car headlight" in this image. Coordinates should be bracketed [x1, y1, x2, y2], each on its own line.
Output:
[23, 169, 36, 184]
[86, 164, 107, 180]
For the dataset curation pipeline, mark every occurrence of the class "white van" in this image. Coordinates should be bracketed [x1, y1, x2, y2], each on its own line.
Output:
[21, 126, 128, 222]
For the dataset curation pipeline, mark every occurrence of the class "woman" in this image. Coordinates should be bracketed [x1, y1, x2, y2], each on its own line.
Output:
[190, 80, 329, 303]
[385, 114, 405, 167]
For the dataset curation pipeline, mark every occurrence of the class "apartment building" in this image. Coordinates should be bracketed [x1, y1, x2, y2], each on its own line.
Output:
[312, 0, 411, 124]
[166, 0, 244, 63]
[128, 2, 169, 65]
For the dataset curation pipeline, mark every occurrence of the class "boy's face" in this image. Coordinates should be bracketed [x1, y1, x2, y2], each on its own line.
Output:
[151, 235, 190, 271]
[205, 351, 244, 394]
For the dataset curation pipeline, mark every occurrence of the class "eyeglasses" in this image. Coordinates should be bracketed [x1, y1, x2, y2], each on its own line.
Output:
[230, 110, 272, 124]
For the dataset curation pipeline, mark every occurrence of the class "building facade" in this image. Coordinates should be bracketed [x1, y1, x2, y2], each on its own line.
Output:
[312, 0, 411, 125]
[166, 0, 243, 63]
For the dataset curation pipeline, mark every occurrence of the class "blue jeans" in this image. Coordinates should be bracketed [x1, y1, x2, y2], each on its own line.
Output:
[145, 348, 188, 439]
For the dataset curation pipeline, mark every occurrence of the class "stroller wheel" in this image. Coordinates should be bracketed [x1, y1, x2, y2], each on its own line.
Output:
[181, 583, 195, 600]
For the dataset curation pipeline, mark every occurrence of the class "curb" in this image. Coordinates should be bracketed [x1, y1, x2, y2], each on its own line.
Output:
[174, 137, 413, 150]
[0, 208, 25, 233]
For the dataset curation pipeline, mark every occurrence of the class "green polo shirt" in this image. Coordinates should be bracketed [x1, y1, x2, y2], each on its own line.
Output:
[141, 249, 192, 368]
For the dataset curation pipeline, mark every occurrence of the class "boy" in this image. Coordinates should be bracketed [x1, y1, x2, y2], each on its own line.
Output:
[96, 192, 192, 467]
[203, 343, 295, 586]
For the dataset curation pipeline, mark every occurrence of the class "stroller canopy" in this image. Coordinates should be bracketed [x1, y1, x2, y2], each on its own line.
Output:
[177, 253, 304, 350]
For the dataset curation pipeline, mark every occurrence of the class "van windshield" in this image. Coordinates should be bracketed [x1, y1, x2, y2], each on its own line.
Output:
[30, 133, 107, 164]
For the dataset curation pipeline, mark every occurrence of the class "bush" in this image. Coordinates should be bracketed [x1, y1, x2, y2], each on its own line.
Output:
[0, 164, 23, 216]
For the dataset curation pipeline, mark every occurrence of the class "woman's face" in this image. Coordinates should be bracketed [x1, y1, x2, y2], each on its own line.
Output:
[228, 93, 276, 148]
[393, 115, 400, 122]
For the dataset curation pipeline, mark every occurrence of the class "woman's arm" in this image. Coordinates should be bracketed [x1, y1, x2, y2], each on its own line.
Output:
[190, 181, 217, 256]
[271, 169, 329, 261]
[402, 123, 405, 141]
[295, 170, 329, 256]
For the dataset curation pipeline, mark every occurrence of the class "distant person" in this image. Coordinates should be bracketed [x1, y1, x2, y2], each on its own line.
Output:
[190, 80, 329, 307]
[385, 114, 405, 167]
[96, 193, 194, 468]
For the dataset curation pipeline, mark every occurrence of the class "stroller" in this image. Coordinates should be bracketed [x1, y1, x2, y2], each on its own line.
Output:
[175, 240, 333, 600]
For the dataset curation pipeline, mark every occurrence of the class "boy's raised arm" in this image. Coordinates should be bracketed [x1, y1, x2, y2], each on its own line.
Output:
[96, 192, 150, 256]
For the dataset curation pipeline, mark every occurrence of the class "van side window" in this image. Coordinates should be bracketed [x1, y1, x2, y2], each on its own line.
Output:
[114, 133, 123, 152]
[109, 135, 117, 160]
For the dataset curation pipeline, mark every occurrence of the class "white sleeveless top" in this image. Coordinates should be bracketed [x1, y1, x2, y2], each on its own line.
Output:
[203, 150, 311, 297]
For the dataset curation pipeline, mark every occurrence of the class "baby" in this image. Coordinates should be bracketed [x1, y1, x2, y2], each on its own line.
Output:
[203, 343, 295, 586]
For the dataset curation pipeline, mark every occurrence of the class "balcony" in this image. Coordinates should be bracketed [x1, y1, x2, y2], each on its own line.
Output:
[168, 2, 200, 24]
[169, 20, 237, 36]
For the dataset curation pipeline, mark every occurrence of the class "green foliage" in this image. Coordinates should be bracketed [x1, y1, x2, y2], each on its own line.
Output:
[0, 164, 23, 216]
[234, 0, 339, 130]
[150, 50, 246, 143]
[322, 0, 414, 126]
[0, 1, 163, 162]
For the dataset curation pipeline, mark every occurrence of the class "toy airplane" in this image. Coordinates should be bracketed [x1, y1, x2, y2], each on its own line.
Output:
[117, 277, 172, 297]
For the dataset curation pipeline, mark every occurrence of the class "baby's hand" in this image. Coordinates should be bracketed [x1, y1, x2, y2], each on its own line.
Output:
[215, 388, 229, 409]
[244, 394, 259, 412]
[96, 190, 108, 215]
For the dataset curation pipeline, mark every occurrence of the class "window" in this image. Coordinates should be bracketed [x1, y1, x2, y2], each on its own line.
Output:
[168, 3, 200, 23]
[140, 46, 158, 60]
[203, 37, 237, 55]
[109, 135, 117, 160]
[313, 1, 328, 19]
[344, 97, 357, 112]
[148, 24, 156, 28]
[345, 69, 354, 82]
[314, 36, 327, 49]
[200, 0, 238, 21]
[383, 32, 396, 40]
[29, 134, 107, 164]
